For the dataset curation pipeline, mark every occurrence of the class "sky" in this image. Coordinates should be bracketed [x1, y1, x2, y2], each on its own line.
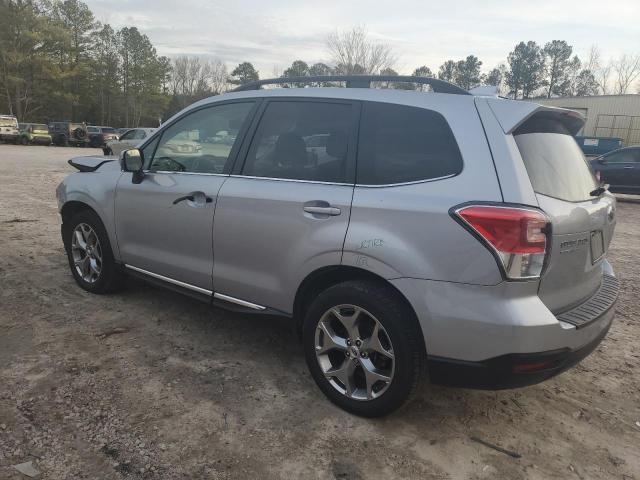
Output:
[85, 0, 639, 76]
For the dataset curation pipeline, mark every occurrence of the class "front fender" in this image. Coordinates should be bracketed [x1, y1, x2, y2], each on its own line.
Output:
[57, 168, 122, 261]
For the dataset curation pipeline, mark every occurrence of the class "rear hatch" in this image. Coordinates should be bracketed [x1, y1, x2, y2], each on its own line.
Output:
[512, 113, 616, 313]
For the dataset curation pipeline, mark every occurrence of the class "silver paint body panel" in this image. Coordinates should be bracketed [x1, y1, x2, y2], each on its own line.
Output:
[56, 87, 616, 363]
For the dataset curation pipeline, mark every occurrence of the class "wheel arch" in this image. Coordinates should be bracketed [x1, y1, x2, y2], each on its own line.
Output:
[293, 266, 426, 351]
[60, 201, 117, 258]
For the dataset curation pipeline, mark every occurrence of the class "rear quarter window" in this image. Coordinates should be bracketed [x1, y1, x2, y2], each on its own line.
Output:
[356, 102, 463, 185]
[514, 119, 597, 202]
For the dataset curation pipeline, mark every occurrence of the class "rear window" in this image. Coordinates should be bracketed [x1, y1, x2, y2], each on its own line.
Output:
[514, 119, 597, 202]
[0, 117, 17, 127]
[356, 102, 463, 185]
[102, 127, 116, 134]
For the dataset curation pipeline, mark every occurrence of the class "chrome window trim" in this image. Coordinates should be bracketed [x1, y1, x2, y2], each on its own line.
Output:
[145, 170, 228, 177]
[125, 264, 212, 295]
[355, 173, 457, 188]
[228, 174, 353, 187]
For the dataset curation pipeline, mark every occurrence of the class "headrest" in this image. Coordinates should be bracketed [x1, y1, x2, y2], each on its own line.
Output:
[326, 131, 348, 158]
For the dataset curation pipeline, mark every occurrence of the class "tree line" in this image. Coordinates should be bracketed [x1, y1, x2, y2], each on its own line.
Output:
[2, 3, 639, 127]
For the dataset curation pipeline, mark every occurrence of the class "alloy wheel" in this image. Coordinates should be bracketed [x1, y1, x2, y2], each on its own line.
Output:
[314, 304, 395, 401]
[71, 223, 103, 283]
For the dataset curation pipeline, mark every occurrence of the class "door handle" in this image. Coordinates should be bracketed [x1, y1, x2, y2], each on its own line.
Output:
[623, 165, 634, 169]
[173, 195, 194, 205]
[303, 205, 341, 216]
[173, 192, 213, 205]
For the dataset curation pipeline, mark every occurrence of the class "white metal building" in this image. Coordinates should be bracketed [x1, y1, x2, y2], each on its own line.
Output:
[534, 94, 640, 145]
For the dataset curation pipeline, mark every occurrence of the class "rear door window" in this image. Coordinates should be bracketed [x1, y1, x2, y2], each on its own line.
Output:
[241, 100, 354, 183]
[356, 102, 463, 185]
[514, 119, 598, 202]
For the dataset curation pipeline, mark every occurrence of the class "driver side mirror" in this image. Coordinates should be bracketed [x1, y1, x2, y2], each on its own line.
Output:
[120, 148, 145, 184]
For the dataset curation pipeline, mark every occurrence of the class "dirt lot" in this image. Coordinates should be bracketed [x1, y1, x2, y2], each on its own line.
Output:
[0, 144, 639, 480]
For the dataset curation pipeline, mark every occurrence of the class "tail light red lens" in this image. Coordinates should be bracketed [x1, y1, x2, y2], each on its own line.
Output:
[454, 205, 550, 279]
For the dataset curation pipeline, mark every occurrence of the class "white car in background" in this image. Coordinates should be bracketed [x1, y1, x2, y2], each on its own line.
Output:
[104, 128, 155, 156]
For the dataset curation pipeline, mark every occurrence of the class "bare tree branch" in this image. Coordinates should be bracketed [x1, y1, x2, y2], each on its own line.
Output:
[612, 53, 640, 94]
[326, 26, 396, 75]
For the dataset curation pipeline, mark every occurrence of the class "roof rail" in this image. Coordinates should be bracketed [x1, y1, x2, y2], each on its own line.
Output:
[231, 75, 471, 95]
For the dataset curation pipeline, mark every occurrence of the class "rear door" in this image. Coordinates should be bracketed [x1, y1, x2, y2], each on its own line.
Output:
[512, 117, 617, 312]
[211, 98, 358, 313]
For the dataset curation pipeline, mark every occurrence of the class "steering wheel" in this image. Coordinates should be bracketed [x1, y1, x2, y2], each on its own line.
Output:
[153, 156, 187, 172]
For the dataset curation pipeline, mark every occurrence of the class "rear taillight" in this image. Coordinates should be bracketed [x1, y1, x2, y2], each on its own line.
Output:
[453, 205, 550, 280]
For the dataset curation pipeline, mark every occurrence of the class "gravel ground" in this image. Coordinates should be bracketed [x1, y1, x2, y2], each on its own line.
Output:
[0, 144, 639, 480]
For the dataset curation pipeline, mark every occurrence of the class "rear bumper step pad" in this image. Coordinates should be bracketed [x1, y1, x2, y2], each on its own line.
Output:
[556, 274, 619, 329]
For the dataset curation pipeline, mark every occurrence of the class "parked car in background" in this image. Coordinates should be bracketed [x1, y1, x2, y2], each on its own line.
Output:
[590, 146, 640, 194]
[87, 126, 119, 148]
[49, 122, 90, 147]
[57, 75, 619, 417]
[0, 115, 19, 143]
[103, 128, 155, 156]
[18, 123, 52, 145]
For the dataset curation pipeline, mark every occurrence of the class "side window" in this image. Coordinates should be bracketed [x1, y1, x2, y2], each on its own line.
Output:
[119, 130, 136, 140]
[356, 102, 463, 185]
[133, 129, 147, 140]
[606, 150, 637, 163]
[141, 136, 159, 163]
[147, 102, 254, 174]
[242, 101, 353, 183]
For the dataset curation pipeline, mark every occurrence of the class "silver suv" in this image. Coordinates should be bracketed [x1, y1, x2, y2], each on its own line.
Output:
[56, 76, 618, 417]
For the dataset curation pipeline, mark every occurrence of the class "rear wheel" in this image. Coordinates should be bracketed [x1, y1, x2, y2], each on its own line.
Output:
[64, 210, 123, 294]
[303, 280, 423, 417]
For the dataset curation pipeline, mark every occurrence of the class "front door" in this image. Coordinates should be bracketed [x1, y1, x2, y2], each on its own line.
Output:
[212, 99, 358, 312]
[114, 101, 257, 291]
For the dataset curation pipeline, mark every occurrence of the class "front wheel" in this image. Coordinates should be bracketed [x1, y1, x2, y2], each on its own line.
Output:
[64, 210, 123, 294]
[303, 280, 424, 417]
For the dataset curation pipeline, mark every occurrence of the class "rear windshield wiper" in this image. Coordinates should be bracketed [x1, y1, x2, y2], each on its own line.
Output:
[590, 184, 609, 197]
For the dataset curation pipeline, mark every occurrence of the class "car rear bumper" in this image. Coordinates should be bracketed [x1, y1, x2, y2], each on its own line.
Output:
[0, 133, 18, 141]
[391, 260, 618, 389]
[426, 316, 612, 389]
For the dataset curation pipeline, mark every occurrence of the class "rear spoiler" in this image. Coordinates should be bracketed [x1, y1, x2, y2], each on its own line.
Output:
[484, 98, 585, 136]
[68, 156, 115, 172]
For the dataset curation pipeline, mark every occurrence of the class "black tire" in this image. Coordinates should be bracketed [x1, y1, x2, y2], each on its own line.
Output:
[64, 209, 123, 294]
[102, 147, 112, 156]
[303, 280, 424, 417]
[20, 136, 29, 145]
